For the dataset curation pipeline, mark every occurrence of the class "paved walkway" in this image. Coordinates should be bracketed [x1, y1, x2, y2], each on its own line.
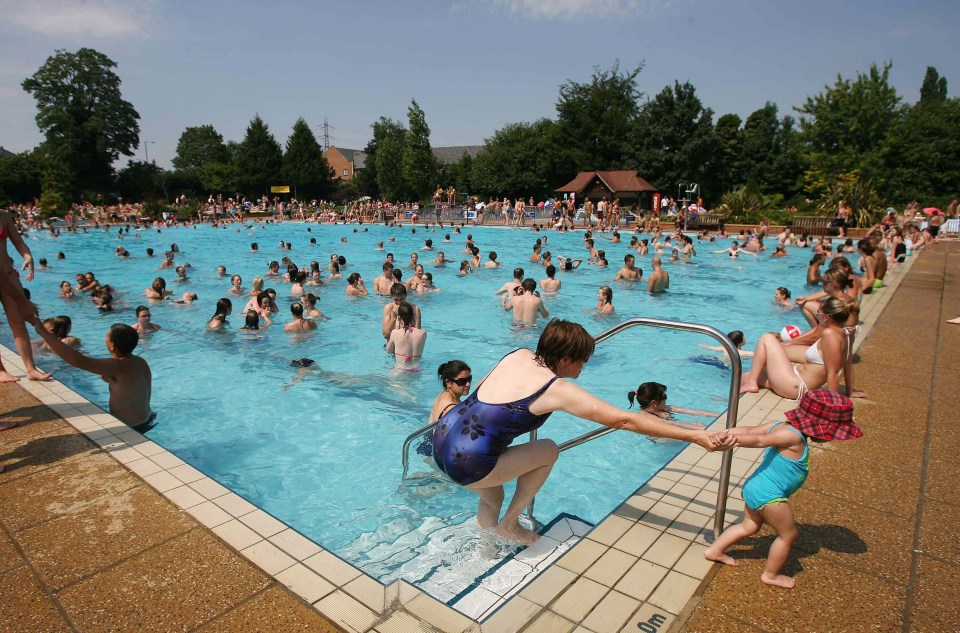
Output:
[0, 383, 341, 632]
[681, 242, 960, 632]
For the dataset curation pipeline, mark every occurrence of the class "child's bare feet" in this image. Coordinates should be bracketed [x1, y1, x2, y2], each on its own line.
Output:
[704, 547, 737, 566]
[761, 572, 796, 588]
[495, 522, 540, 546]
[26, 368, 52, 381]
[0, 371, 19, 383]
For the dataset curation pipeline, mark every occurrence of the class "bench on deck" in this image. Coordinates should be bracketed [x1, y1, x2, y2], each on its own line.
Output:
[791, 215, 842, 236]
[686, 213, 723, 230]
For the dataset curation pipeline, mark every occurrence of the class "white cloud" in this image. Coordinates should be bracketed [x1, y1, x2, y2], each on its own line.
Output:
[0, 0, 155, 39]
[488, 0, 659, 20]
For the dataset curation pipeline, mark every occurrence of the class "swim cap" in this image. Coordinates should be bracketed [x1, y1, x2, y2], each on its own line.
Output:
[780, 325, 802, 341]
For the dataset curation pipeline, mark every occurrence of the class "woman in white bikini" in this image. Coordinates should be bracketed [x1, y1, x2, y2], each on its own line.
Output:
[741, 297, 862, 400]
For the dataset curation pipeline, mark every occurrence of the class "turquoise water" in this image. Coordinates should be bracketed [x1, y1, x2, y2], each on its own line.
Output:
[4, 223, 807, 591]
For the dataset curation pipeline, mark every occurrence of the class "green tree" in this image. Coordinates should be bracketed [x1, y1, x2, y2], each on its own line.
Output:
[797, 62, 902, 186]
[283, 117, 335, 200]
[631, 81, 716, 202]
[232, 114, 283, 196]
[440, 152, 473, 195]
[734, 103, 804, 199]
[402, 100, 437, 201]
[22, 48, 140, 196]
[374, 117, 407, 201]
[172, 125, 229, 171]
[117, 160, 165, 202]
[553, 61, 644, 175]
[471, 120, 556, 198]
[919, 66, 948, 104]
[197, 162, 238, 194]
[0, 148, 43, 204]
[707, 113, 742, 195]
[883, 97, 960, 202]
[354, 136, 379, 199]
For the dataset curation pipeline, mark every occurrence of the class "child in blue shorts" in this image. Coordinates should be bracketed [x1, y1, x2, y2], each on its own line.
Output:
[704, 390, 862, 588]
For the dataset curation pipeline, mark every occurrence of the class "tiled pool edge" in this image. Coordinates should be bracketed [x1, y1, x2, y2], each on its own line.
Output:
[0, 254, 914, 632]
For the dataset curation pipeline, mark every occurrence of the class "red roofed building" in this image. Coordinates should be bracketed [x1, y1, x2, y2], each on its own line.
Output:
[556, 170, 659, 210]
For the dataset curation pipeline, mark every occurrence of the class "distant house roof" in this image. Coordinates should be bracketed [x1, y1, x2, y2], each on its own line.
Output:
[433, 145, 483, 165]
[556, 170, 659, 194]
[0, 146, 17, 160]
[330, 147, 368, 169]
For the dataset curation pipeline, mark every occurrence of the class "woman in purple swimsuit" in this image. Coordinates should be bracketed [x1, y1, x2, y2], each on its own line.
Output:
[432, 319, 734, 545]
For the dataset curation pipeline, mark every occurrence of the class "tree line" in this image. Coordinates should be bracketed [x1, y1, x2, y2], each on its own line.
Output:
[1, 49, 957, 225]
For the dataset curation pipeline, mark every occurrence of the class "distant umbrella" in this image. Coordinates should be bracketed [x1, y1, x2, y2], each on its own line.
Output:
[923, 207, 941, 215]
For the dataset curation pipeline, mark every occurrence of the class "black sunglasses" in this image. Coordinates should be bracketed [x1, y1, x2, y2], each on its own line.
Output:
[451, 375, 473, 387]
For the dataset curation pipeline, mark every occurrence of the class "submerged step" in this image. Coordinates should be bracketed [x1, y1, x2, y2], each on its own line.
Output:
[447, 514, 593, 620]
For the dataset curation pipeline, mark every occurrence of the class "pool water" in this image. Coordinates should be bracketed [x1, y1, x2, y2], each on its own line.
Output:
[5, 223, 808, 595]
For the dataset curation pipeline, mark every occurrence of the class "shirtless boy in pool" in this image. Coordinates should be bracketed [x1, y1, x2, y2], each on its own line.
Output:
[32, 319, 155, 432]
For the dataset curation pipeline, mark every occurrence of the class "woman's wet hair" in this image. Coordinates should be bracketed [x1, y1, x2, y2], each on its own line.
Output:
[347, 272, 361, 285]
[546, 264, 557, 278]
[291, 358, 315, 367]
[290, 303, 305, 318]
[809, 253, 826, 266]
[777, 287, 791, 299]
[628, 382, 667, 408]
[256, 290, 272, 307]
[396, 301, 414, 327]
[857, 239, 876, 255]
[727, 330, 745, 347]
[534, 319, 595, 372]
[438, 359, 471, 383]
[302, 293, 318, 306]
[599, 286, 613, 302]
[107, 324, 139, 355]
[243, 309, 260, 329]
[251, 276, 264, 291]
[152, 277, 166, 291]
[51, 315, 72, 338]
[212, 297, 232, 320]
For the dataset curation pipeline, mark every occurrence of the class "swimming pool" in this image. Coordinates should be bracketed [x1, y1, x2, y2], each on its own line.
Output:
[5, 223, 807, 599]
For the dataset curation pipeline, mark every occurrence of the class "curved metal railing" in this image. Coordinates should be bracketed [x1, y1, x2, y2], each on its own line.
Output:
[400, 317, 742, 537]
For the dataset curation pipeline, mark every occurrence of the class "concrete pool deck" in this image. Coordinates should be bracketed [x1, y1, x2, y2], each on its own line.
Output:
[0, 242, 953, 632]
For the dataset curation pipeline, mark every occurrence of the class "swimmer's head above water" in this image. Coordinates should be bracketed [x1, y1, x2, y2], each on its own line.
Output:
[291, 358, 315, 368]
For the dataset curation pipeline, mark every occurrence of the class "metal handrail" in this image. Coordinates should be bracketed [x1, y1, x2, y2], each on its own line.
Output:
[399, 317, 741, 538]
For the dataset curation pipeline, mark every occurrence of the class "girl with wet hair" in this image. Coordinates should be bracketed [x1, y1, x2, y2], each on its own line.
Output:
[208, 298, 232, 330]
[284, 302, 317, 331]
[240, 310, 261, 330]
[430, 360, 472, 422]
[627, 382, 719, 419]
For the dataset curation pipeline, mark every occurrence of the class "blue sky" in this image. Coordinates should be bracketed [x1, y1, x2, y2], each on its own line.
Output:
[1, 0, 957, 169]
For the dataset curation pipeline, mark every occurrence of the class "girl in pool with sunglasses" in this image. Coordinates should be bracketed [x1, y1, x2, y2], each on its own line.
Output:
[430, 360, 472, 423]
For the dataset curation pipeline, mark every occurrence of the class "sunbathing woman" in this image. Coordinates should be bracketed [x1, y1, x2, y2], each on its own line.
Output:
[740, 297, 862, 400]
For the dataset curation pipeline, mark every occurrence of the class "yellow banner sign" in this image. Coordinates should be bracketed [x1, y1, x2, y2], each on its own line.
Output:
[270, 186, 290, 193]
